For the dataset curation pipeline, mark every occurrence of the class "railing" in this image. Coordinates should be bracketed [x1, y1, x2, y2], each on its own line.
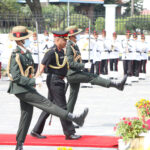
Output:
[0, 13, 150, 34]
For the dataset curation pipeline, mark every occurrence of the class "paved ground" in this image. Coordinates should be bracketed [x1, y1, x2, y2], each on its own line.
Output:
[1, 61, 150, 150]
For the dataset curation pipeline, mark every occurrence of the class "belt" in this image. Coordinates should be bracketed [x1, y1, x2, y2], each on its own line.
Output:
[34, 53, 38, 55]
[51, 74, 65, 80]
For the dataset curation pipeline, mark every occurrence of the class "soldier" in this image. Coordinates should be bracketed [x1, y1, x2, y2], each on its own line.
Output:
[139, 34, 149, 79]
[109, 32, 121, 79]
[65, 26, 127, 113]
[31, 31, 82, 140]
[7, 26, 88, 150]
[130, 32, 141, 82]
[121, 30, 133, 85]
[30, 32, 40, 73]
[100, 30, 111, 79]
[92, 30, 101, 75]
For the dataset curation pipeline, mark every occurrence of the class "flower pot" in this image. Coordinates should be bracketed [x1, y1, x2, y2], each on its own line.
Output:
[118, 136, 144, 150]
[144, 131, 150, 150]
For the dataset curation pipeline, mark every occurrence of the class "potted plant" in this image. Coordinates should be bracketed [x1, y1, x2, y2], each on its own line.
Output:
[114, 117, 148, 150]
[135, 99, 150, 121]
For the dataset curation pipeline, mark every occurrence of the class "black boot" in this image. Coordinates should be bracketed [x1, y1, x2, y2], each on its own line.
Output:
[15, 142, 23, 150]
[67, 108, 89, 127]
[109, 75, 127, 91]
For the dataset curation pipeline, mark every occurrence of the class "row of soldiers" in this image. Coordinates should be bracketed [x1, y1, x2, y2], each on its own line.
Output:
[77, 29, 149, 86]
[18, 28, 149, 86]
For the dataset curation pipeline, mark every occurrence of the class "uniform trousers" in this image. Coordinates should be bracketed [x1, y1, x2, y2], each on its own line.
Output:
[140, 60, 147, 73]
[100, 59, 108, 75]
[15, 90, 68, 144]
[123, 60, 133, 76]
[32, 74, 75, 136]
[67, 71, 111, 113]
[109, 59, 118, 71]
[95, 61, 101, 75]
[132, 60, 141, 77]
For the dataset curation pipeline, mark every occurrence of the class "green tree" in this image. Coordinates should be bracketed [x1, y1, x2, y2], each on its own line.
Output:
[123, 0, 143, 16]
[95, 17, 105, 32]
[0, 0, 21, 13]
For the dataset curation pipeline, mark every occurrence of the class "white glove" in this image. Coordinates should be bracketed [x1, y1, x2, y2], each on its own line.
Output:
[35, 77, 43, 85]
[84, 62, 92, 69]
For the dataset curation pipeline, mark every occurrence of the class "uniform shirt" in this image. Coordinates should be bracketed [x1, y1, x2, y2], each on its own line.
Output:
[30, 40, 42, 64]
[130, 39, 141, 61]
[42, 45, 67, 76]
[138, 41, 149, 60]
[7, 46, 35, 94]
[77, 38, 94, 61]
[121, 39, 133, 60]
[66, 40, 84, 76]
[100, 38, 111, 60]
[92, 38, 102, 63]
[109, 39, 121, 59]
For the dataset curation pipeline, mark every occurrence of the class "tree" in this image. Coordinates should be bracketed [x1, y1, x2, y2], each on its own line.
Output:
[123, 0, 143, 16]
[0, 0, 21, 13]
[26, 0, 45, 33]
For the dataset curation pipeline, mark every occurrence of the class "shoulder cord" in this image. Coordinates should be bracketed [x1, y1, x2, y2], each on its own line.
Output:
[7, 53, 34, 81]
[71, 46, 82, 63]
[49, 52, 69, 69]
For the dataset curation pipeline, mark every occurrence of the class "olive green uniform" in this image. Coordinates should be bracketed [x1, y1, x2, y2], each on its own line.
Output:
[7, 46, 68, 144]
[66, 40, 111, 113]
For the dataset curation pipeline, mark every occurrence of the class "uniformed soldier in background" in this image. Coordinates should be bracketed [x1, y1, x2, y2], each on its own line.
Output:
[139, 34, 149, 79]
[7, 26, 88, 150]
[92, 30, 101, 75]
[109, 32, 121, 79]
[121, 30, 133, 85]
[30, 32, 41, 73]
[31, 31, 82, 140]
[100, 30, 111, 79]
[130, 32, 141, 82]
[65, 26, 127, 113]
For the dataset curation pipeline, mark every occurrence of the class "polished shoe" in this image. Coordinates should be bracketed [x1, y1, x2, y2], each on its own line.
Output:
[67, 108, 89, 127]
[110, 75, 127, 91]
[15, 143, 23, 150]
[66, 134, 81, 140]
[30, 131, 47, 139]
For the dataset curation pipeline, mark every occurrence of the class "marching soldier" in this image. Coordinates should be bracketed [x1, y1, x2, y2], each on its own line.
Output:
[139, 34, 149, 79]
[31, 31, 82, 140]
[65, 25, 127, 113]
[130, 32, 141, 82]
[7, 26, 88, 150]
[92, 30, 101, 75]
[121, 30, 133, 85]
[100, 30, 111, 79]
[109, 32, 121, 79]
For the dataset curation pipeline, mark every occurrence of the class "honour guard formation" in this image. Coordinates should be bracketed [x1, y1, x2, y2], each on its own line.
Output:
[0, 23, 150, 150]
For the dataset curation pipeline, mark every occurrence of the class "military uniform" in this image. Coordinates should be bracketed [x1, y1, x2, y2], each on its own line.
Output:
[7, 26, 88, 150]
[100, 37, 111, 76]
[32, 44, 76, 137]
[109, 33, 121, 79]
[92, 37, 102, 75]
[139, 35, 149, 79]
[66, 39, 117, 113]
